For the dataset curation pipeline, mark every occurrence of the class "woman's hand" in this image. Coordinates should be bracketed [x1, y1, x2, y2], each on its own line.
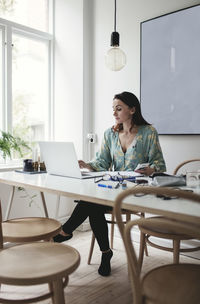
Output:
[135, 166, 155, 176]
[78, 160, 94, 171]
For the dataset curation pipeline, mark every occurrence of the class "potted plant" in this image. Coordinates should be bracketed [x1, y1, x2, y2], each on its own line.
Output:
[0, 130, 31, 162]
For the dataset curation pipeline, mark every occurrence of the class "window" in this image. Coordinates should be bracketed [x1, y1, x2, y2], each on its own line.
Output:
[0, 1, 53, 154]
[0, 0, 50, 32]
[12, 34, 49, 142]
[0, 26, 3, 131]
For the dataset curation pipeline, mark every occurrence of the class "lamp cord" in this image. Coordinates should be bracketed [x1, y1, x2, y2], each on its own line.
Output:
[114, 0, 116, 32]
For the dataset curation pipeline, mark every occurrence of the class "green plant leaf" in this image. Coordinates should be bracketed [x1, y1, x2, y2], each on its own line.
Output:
[0, 130, 31, 159]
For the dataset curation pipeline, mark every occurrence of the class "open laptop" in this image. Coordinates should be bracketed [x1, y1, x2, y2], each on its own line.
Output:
[39, 141, 104, 179]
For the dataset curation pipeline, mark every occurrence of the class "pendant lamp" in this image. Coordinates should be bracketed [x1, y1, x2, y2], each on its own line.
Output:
[105, 0, 126, 71]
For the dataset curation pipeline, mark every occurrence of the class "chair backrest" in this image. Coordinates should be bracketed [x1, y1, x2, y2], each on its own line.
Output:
[173, 159, 200, 175]
[113, 186, 200, 304]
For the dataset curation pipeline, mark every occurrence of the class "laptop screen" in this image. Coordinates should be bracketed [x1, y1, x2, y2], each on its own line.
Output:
[39, 141, 83, 178]
[39, 141, 104, 179]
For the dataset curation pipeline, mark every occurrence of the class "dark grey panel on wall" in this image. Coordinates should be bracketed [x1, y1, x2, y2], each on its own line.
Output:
[140, 5, 200, 134]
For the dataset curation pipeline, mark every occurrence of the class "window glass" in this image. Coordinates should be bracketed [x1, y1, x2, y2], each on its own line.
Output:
[12, 34, 49, 143]
[0, 0, 49, 32]
[0, 29, 2, 130]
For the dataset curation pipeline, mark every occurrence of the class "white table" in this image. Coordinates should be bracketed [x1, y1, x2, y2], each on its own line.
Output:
[0, 171, 200, 225]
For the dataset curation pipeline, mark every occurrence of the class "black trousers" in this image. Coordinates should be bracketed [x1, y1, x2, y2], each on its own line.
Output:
[62, 201, 112, 251]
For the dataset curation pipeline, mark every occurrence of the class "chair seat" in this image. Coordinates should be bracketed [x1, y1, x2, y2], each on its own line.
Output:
[3, 217, 61, 242]
[139, 216, 193, 240]
[142, 264, 200, 304]
[0, 242, 80, 285]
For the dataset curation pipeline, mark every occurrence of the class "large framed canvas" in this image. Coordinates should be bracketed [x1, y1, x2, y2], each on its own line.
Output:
[140, 4, 200, 134]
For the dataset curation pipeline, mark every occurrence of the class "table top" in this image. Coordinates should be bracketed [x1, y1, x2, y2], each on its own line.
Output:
[0, 171, 200, 224]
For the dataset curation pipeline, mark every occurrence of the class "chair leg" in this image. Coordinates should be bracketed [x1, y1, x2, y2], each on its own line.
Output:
[88, 232, 95, 264]
[126, 213, 131, 222]
[140, 213, 148, 257]
[173, 239, 180, 264]
[138, 232, 146, 270]
[52, 278, 66, 304]
[110, 214, 115, 249]
[49, 282, 53, 293]
[144, 239, 148, 257]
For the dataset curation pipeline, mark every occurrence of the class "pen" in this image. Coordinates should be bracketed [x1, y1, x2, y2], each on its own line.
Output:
[98, 184, 113, 189]
[126, 177, 136, 181]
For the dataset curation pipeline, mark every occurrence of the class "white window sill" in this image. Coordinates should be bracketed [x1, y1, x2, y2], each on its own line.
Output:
[0, 160, 23, 172]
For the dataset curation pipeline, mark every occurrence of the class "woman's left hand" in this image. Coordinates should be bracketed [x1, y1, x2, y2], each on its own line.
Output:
[135, 166, 155, 176]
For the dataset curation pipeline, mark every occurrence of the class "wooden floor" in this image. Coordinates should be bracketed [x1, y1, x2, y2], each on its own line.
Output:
[1, 230, 200, 303]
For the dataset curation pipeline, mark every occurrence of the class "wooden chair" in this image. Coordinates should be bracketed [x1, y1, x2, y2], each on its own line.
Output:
[0, 199, 80, 304]
[3, 216, 61, 243]
[136, 160, 200, 267]
[114, 187, 200, 304]
[114, 187, 200, 268]
[87, 167, 148, 264]
[2, 188, 61, 243]
[87, 208, 147, 265]
[173, 158, 200, 175]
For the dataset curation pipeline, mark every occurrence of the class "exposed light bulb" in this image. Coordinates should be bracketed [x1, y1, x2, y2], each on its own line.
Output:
[105, 46, 126, 71]
[105, 1, 126, 71]
[105, 30, 126, 71]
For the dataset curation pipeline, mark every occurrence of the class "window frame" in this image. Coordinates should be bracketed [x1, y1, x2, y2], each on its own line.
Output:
[0, 7, 54, 140]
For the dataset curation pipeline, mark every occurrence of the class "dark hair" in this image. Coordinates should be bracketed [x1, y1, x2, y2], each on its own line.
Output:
[113, 91, 150, 131]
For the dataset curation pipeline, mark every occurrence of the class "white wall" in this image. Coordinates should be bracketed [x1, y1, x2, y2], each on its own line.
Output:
[54, 0, 96, 161]
[90, 0, 200, 173]
[53, 0, 200, 171]
[54, 0, 84, 157]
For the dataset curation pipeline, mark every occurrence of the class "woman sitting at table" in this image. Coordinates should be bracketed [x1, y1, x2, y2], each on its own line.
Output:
[54, 91, 166, 276]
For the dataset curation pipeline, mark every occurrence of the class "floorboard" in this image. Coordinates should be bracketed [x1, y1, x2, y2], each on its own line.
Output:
[1, 230, 199, 303]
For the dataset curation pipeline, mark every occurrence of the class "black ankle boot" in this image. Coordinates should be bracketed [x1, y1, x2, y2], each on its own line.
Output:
[98, 249, 113, 276]
[53, 233, 73, 243]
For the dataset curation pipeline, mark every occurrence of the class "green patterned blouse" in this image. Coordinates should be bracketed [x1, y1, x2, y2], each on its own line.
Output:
[88, 125, 166, 172]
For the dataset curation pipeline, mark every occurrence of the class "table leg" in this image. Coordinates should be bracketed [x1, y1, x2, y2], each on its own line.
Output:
[40, 191, 49, 218]
[4, 186, 15, 220]
[55, 195, 61, 219]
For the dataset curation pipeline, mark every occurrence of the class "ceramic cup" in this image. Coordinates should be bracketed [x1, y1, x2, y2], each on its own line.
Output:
[186, 171, 199, 188]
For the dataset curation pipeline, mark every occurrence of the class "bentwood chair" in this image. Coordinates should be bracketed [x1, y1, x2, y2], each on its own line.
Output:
[139, 189, 200, 268]
[2, 188, 62, 244]
[0, 199, 80, 304]
[114, 187, 200, 304]
[87, 208, 147, 264]
[87, 171, 148, 264]
[173, 158, 200, 175]
[137, 160, 200, 267]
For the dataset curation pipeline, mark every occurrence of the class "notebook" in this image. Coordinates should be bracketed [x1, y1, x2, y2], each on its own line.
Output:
[38, 141, 104, 179]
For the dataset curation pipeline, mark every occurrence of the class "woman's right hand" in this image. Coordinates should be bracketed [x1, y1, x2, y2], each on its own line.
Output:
[135, 166, 155, 176]
[78, 160, 94, 171]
